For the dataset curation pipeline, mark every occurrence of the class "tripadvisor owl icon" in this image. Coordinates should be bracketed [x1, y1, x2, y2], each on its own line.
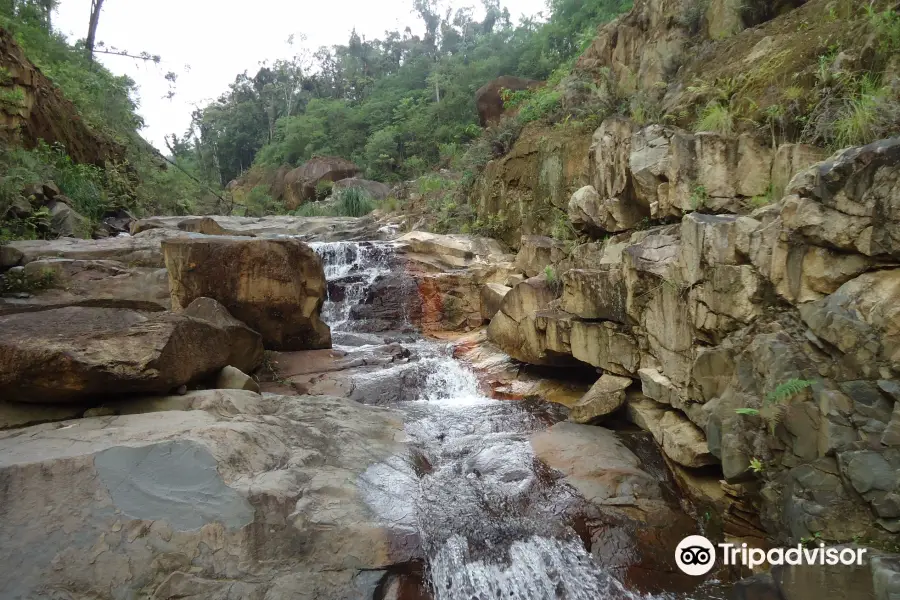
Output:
[675, 535, 717, 576]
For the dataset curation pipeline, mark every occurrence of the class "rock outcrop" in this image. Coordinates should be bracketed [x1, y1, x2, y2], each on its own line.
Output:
[0, 307, 233, 403]
[163, 237, 331, 350]
[0, 28, 126, 166]
[472, 124, 591, 248]
[485, 119, 900, 546]
[0, 392, 417, 599]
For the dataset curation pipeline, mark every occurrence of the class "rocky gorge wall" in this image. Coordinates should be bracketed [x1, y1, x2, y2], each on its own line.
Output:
[482, 114, 900, 560]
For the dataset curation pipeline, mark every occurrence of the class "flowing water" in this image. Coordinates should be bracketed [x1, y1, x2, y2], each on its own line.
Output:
[312, 241, 724, 600]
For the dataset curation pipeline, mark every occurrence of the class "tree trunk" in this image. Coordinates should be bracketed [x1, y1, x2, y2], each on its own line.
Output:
[85, 0, 104, 62]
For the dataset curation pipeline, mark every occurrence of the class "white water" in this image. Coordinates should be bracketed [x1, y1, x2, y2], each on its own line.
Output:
[314, 241, 652, 600]
[310, 241, 394, 330]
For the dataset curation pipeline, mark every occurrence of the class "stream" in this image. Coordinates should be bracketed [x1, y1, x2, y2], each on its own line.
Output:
[311, 240, 729, 600]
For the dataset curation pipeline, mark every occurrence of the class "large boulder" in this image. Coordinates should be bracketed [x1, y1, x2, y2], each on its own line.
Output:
[569, 374, 633, 423]
[183, 297, 265, 374]
[475, 75, 543, 127]
[0, 307, 233, 403]
[47, 199, 92, 239]
[0, 393, 418, 599]
[163, 237, 331, 351]
[284, 156, 362, 208]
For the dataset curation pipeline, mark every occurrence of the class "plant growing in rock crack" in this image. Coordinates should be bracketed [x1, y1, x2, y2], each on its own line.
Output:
[544, 265, 562, 297]
[748, 457, 765, 474]
[689, 185, 708, 211]
[736, 378, 815, 434]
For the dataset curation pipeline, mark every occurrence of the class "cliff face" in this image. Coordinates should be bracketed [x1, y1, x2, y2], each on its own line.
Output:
[477, 0, 900, 556]
[0, 28, 125, 166]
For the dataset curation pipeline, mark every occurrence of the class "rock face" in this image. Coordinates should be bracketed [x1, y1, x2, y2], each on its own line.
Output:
[0, 28, 126, 167]
[0, 307, 232, 403]
[163, 237, 331, 351]
[471, 124, 591, 248]
[486, 118, 900, 545]
[475, 75, 543, 126]
[0, 392, 417, 599]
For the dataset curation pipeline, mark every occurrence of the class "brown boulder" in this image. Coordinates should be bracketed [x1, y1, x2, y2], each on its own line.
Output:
[183, 297, 265, 374]
[163, 237, 331, 351]
[283, 156, 362, 209]
[0, 307, 232, 403]
[475, 76, 543, 127]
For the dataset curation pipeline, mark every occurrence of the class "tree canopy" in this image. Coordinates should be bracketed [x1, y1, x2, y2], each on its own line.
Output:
[182, 0, 632, 184]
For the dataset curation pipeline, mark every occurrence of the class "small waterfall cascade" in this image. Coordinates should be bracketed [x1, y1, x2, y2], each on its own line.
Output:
[314, 240, 699, 600]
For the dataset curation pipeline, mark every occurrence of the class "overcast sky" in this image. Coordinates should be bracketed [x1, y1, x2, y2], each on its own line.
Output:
[53, 0, 547, 151]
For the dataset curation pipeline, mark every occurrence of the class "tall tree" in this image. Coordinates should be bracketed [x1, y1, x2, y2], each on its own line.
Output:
[85, 0, 104, 62]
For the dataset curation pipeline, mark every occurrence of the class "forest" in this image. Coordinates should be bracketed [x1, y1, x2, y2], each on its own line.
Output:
[175, 0, 632, 185]
[0, 0, 632, 238]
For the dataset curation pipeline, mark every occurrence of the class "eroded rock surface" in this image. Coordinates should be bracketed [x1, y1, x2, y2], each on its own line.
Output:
[0, 393, 416, 600]
[164, 236, 331, 350]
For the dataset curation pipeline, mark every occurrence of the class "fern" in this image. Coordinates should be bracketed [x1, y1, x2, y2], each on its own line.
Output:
[766, 379, 813, 405]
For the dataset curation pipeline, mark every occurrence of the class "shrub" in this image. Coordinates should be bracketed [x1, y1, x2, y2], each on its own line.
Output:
[315, 180, 333, 200]
[694, 101, 735, 135]
[678, 0, 710, 35]
[335, 187, 374, 217]
[804, 74, 900, 149]
[544, 265, 562, 296]
[243, 185, 283, 217]
[294, 202, 335, 217]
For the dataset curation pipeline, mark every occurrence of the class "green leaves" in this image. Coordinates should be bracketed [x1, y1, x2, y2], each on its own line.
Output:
[735, 408, 761, 417]
[766, 379, 814, 405]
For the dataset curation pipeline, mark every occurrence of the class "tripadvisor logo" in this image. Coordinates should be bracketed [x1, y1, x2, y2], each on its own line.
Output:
[675, 535, 869, 576]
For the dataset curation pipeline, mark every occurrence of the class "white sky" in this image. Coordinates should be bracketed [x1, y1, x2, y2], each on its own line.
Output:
[53, 0, 547, 151]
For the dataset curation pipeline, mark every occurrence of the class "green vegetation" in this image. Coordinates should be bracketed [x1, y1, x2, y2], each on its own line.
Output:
[0, 0, 210, 239]
[766, 378, 813, 404]
[689, 185, 708, 211]
[292, 187, 375, 218]
[335, 188, 374, 218]
[0, 265, 55, 294]
[187, 0, 632, 185]
[736, 378, 815, 435]
[544, 265, 562, 296]
[748, 457, 765, 474]
[241, 185, 283, 217]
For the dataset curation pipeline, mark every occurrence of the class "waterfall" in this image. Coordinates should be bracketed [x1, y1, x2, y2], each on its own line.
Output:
[314, 240, 677, 600]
